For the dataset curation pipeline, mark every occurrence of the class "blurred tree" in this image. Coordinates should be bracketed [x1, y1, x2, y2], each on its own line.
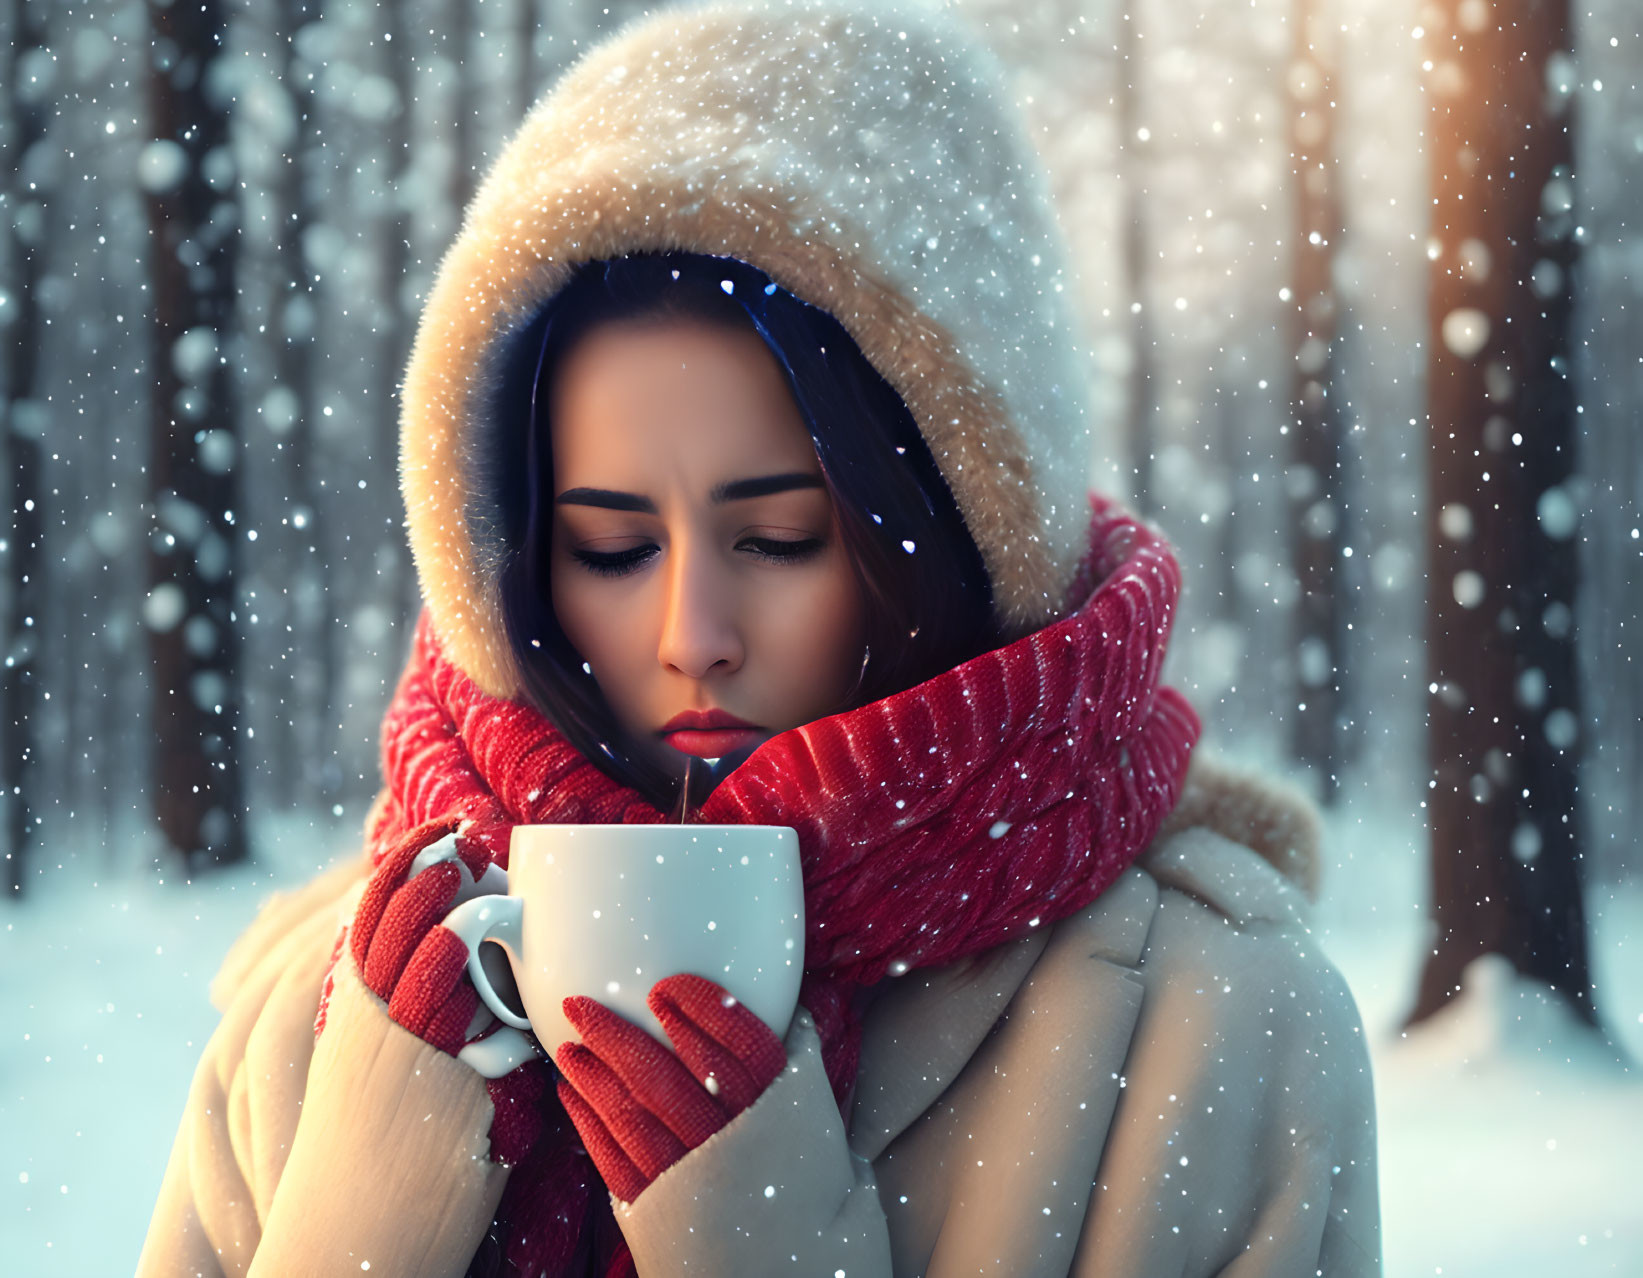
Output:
[451, 0, 478, 213]
[1, 0, 47, 897]
[1413, 0, 1594, 1026]
[1116, 8, 1157, 517]
[276, 0, 323, 810]
[145, 0, 248, 869]
[228, 0, 321, 813]
[1285, 0, 1349, 803]
[375, 0, 412, 653]
[396, 0, 474, 634]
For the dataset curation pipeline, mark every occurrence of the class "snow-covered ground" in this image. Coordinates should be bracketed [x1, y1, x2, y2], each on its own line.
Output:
[4, 802, 1641, 1276]
[3, 811, 355, 1278]
[1313, 807, 1643, 1277]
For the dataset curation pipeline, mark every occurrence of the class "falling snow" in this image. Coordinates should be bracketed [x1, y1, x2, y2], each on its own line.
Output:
[3, 0, 1640, 1274]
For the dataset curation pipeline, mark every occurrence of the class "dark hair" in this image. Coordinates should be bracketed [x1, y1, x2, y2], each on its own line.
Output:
[488, 252, 999, 812]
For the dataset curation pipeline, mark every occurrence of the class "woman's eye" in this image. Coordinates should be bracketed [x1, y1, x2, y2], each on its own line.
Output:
[569, 537, 822, 578]
[741, 536, 824, 563]
[571, 546, 656, 577]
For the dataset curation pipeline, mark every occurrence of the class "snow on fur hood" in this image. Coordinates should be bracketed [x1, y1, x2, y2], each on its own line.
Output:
[399, 0, 1097, 701]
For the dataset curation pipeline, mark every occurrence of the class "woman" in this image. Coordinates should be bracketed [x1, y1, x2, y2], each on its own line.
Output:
[138, 2, 1380, 1275]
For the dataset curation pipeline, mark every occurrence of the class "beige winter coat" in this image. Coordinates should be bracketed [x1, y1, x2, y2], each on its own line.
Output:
[136, 763, 1380, 1276]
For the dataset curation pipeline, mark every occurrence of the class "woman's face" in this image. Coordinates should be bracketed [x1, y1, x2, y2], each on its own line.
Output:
[548, 318, 869, 774]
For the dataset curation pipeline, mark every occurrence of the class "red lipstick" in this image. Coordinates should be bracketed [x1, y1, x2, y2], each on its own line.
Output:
[659, 709, 765, 759]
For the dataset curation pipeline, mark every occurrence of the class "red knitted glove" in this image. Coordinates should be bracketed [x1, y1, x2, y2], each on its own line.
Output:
[554, 974, 788, 1204]
[314, 816, 550, 1167]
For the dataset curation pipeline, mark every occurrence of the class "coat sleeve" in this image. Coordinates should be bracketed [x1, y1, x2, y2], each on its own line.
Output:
[137, 868, 356, 1278]
[136, 866, 510, 1278]
[612, 1007, 894, 1277]
[1073, 829, 1382, 1278]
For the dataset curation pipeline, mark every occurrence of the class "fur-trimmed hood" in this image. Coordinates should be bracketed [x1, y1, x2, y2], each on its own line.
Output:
[399, 0, 1096, 701]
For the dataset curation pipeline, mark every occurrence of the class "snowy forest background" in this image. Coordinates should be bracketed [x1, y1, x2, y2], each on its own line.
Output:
[3, 0, 1641, 1274]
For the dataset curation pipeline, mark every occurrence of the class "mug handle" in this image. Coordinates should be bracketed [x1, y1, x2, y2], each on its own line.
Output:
[443, 894, 544, 1079]
[458, 1020, 540, 1079]
[443, 894, 530, 1029]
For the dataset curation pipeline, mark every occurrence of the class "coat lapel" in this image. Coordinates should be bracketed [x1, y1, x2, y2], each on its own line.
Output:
[848, 925, 1051, 1161]
[847, 865, 1161, 1164]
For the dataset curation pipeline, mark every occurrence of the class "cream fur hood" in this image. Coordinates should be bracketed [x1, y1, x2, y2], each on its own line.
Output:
[399, 0, 1096, 701]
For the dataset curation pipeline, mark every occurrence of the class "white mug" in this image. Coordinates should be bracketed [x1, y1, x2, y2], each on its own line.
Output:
[444, 824, 805, 1077]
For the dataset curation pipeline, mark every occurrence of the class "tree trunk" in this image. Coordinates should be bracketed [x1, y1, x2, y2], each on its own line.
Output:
[379, 0, 412, 655]
[1115, 7, 1156, 518]
[145, 0, 248, 870]
[279, 0, 332, 815]
[1285, 0, 1348, 802]
[452, 0, 477, 214]
[1412, 0, 1594, 1027]
[1, 0, 47, 898]
[517, 0, 537, 117]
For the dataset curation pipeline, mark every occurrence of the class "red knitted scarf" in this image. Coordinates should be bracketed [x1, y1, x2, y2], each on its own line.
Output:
[368, 494, 1199, 1275]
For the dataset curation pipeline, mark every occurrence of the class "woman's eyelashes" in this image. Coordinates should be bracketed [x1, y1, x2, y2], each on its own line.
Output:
[570, 536, 826, 578]
[568, 545, 651, 577]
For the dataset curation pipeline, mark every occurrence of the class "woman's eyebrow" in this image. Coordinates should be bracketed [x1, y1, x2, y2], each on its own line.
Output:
[711, 471, 825, 503]
[556, 472, 824, 512]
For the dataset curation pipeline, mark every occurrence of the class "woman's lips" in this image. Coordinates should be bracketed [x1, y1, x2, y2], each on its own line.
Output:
[662, 728, 766, 759]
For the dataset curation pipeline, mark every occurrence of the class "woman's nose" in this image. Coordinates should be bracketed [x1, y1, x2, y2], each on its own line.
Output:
[656, 543, 744, 679]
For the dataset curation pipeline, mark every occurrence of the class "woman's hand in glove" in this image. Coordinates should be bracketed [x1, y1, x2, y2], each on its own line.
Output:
[315, 816, 548, 1167]
[554, 974, 788, 1204]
